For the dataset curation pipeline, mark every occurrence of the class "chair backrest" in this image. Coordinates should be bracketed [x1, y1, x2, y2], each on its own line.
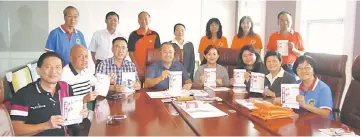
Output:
[0, 78, 15, 136]
[304, 52, 347, 111]
[340, 55, 360, 129]
[141, 48, 183, 83]
[217, 48, 241, 78]
[12, 66, 33, 93]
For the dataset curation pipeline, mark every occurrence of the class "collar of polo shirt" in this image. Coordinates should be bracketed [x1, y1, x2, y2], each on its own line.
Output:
[69, 63, 85, 76]
[35, 79, 61, 94]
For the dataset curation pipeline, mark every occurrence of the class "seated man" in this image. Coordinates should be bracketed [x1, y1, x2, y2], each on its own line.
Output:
[96, 37, 141, 92]
[10, 52, 87, 136]
[61, 45, 97, 103]
[145, 42, 192, 90]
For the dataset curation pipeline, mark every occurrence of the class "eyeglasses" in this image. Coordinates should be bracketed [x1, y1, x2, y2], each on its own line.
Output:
[296, 66, 313, 72]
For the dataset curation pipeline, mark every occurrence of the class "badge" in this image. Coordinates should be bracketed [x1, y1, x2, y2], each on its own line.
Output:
[149, 40, 153, 43]
[251, 40, 256, 44]
[219, 42, 223, 47]
[308, 99, 315, 106]
[76, 38, 81, 44]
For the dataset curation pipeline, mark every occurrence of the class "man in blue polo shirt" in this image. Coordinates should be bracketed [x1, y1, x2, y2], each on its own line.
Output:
[144, 42, 192, 90]
[45, 6, 86, 65]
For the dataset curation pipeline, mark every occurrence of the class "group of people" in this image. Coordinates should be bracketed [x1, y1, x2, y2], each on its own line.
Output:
[6, 5, 334, 136]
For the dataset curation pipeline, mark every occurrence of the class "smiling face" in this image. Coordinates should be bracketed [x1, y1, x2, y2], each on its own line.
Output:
[106, 15, 118, 31]
[112, 40, 128, 61]
[37, 57, 63, 84]
[210, 22, 219, 35]
[161, 44, 175, 63]
[241, 18, 252, 32]
[266, 56, 281, 73]
[205, 48, 219, 65]
[296, 61, 315, 81]
[174, 25, 185, 39]
[242, 50, 256, 66]
[138, 12, 150, 29]
[278, 13, 292, 31]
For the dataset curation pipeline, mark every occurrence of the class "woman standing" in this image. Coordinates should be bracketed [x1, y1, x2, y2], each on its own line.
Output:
[231, 16, 263, 54]
[198, 18, 228, 61]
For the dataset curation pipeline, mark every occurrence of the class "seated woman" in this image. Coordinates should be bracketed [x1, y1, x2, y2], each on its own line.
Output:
[230, 45, 268, 88]
[273, 55, 334, 119]
[193, 45, 229, 87]
[263, 51, 296, 98]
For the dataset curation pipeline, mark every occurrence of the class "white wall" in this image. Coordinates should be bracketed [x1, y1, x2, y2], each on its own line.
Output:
[48, 0, 237, 73]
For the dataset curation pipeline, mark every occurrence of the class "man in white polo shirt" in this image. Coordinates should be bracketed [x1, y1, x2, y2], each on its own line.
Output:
[89, 11, 125, 68]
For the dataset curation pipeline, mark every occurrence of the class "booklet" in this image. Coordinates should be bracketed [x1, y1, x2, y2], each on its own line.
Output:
[204, 68, 217, 87]
[250, 72, 265, 93]
[95, 73, 110, 97]
[62, 96, 84, 126]
[169, 71, 183, 90]
[122, 72, 136, 93]
[233, 69, 246, 87]
[178, 101, 228, 118]
[281, 84, 300, 109]
[277, 40, 289, 56]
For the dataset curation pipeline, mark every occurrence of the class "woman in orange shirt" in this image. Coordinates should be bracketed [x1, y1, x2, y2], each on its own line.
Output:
[198, 18, 228, 61]
[231, 16, 263, 54]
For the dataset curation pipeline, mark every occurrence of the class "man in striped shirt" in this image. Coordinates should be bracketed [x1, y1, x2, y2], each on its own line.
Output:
[61, 45, 97, 103]
[96, 37, 141, 92]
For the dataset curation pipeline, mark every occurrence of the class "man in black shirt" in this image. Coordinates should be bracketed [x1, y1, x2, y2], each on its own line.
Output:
[10, 52, 88, 136]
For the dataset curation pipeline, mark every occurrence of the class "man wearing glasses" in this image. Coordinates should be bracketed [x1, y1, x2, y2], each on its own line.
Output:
[45, 6, 87, 65]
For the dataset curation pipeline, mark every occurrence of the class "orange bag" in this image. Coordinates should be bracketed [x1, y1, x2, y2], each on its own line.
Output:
[251, 102, 295, 120]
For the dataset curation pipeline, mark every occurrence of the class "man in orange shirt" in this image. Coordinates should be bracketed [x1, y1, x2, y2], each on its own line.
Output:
[128, 11, 161, 82]
[266, 11, 304, 75]
[198, 18, 228, 61]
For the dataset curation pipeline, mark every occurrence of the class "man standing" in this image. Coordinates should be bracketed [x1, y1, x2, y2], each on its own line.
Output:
[96, 37, 141, 92]
[145, 42, 192, 90]
[128, 11, 161, 82]
[45, 6, 87, 65]
[10, 52, 87, 136]
[89, 12, 124, 68]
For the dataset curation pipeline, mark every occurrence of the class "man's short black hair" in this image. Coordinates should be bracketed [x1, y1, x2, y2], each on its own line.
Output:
[264, 50, 282, 65]
[105, 11, 119, 21]
[112, 37, 128, 45]
[37, 52, 64, 68]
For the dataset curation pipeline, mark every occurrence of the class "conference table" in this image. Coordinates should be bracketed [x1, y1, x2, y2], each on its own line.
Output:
[87, 88, 360, 136]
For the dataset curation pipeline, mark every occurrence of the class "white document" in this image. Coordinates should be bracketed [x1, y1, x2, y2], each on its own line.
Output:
[178, 101, 228, 118]
[62, 96, 84, 126]
[122, 72, 136, 93]
[235, 99, 257, 110]
[146, 92, 170, 98]
[233, 69, 246, 87]
[169, 71, 182, 90]
[236, 99, 271, 110]
[207, 86, 230, 91]
[204, 68, 217, 87]
[277, 40, 289, 56]
[281, 84, 300, 109]
[5, 72, 12, 82]
[319, 128, 357, 137]
[94, 73, 110, 97]
[250, 72, 265, 93]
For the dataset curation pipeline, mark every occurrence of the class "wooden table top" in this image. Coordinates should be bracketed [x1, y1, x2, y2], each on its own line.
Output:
[88, 89, 196, 136]
[87, 88, 359, 136]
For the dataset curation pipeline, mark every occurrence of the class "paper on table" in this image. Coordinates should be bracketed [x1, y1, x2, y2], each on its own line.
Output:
[146, 92, 170, 98]
[206, 86, 230, 91]
[277, 40, 289, 56]
[281, 84, 300, 109]
[62, 96, 84, 126]
[233, 69, 246, 87]
[122, 72, 136, 93]
[178, 101, 228, 118]
[319, 128, 357, 137]
[232, 88, 248, 93]
[250, 72, 265, 93]
[169, 71, 182, 90]
[95, 73, 110, 97]
[204, 68, 217, 87]
[236, 99, 257, 110]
